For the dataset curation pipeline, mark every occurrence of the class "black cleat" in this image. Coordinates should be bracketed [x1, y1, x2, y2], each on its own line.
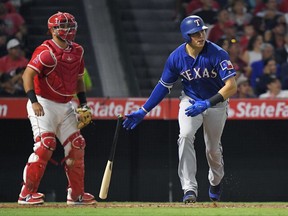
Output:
[209, 184, 221, 202]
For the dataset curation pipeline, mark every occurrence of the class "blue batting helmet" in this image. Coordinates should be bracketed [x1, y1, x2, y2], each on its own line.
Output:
[180, 15, 208, 42]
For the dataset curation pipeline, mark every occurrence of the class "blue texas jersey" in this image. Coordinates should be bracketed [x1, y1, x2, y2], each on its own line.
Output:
[160, 41, 236, 100]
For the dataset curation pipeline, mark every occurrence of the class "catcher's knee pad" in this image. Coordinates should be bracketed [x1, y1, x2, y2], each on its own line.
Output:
[22, 132, 56, 195]
[63, 131, 86, 167]
[35, 132, 57, 161]
[63, 131, 86, 199]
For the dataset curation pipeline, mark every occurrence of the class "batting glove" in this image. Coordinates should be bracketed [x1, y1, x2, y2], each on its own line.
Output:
[185, 100, 211, 117]
[123, 108, 147, 130]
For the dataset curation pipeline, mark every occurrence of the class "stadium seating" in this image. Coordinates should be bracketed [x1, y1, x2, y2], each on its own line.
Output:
[110, 0, 184, 97]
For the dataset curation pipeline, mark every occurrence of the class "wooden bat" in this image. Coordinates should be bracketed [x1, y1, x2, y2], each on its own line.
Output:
[99, 115, 123, 199]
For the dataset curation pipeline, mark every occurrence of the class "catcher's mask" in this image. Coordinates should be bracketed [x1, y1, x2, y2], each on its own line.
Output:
[48, 11, 77, 43]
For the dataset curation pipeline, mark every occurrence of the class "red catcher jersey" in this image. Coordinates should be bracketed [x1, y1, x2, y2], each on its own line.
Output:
[27, 39, 85, 103]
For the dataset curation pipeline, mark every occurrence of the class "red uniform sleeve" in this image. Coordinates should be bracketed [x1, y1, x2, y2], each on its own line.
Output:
[27, 46, 49, 73]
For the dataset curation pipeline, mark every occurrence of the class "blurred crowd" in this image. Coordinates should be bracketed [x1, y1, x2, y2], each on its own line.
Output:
[175, 0, 288, 99]
[1, 0, 288, 99]
[0, 0, 28, 97]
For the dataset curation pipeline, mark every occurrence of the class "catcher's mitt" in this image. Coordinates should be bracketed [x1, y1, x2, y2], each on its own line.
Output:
[76, 105, 92, 129]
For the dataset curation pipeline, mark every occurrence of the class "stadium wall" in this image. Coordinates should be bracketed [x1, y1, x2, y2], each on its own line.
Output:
[1, 119, 287, 202]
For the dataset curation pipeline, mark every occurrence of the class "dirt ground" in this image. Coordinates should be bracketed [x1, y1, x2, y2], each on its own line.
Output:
[0, 202, 288, 209]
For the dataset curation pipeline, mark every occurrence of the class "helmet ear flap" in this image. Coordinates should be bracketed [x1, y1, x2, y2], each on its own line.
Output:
[183, 34, 191, 43]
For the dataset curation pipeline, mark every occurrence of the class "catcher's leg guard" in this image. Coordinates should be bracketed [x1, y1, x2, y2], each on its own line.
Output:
[19, 132, 56, 200]
[63, 131, 87, 201]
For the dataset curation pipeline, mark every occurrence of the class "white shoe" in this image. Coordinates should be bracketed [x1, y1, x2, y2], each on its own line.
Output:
[18, 192, 45, 205]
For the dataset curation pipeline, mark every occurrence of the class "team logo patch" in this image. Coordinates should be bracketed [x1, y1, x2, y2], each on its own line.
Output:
[220, 60, 234, 70]
[32, 55, 40, 64]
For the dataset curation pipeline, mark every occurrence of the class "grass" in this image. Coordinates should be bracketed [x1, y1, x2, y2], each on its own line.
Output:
[0, 202, 288, 216]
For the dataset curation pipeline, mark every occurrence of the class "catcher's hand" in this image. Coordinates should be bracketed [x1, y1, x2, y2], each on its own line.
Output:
[76, 105, 92, 129]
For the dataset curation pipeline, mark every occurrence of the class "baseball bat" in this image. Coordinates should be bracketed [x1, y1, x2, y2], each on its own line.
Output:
[99, 115, 123, 199]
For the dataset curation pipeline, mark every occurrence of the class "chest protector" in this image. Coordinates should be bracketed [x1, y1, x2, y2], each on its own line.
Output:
[39, 40, 84, 96]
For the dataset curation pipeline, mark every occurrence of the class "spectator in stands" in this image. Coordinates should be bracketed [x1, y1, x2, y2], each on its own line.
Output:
[255, 0, 283, 30]
[1, 0, 16, 13]
[0, 38, 27, 96]
[217, 38, 251, 77]
[227, 38, 251, 78]
[252, 0, 266, 15]
[208, 9, 236, 43]
[278, 0, 288, 13]
[259, 75, 288, 98]
[0, 2, 27, 40]
[232, 74, 256, 98]
[255, 58, 279, 96]
[249, 14, 266, 35]
[192, 0, 218, 25]
[222, 21, 238, 41]
[215, 38, 229, 51]
[0, 66, 25, 96]
[239, 23, 256, 52]
[241, 34, 263, 66]
[0, 38, 28, 73]
[185, 0, 219, 16]
[250, 43, 279, 88]
[275, 32, 288, 65]
[227, 0, 253, 33]
[267, 22, 286, 49]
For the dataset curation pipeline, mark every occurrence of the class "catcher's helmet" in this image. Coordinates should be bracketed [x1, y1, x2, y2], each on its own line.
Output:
[48, 12, 77, 43]
[180, 15, 208, 42]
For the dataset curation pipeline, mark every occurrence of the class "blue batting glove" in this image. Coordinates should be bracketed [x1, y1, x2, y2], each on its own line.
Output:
[185, 99, 211, 117]
[123, 108, 147, 130]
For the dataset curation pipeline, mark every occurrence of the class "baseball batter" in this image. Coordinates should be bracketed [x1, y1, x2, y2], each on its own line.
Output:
[123, 15, 237, 203]
[18, 12, 95, 205]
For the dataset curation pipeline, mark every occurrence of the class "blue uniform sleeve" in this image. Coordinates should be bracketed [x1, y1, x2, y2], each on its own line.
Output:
[142, 82, 169, 112]
[161, 54, 180, 84]
[213, 50, 236, 81]
[142, 55, 179, 112]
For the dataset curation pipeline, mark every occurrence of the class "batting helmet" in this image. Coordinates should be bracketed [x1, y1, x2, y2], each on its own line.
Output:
[48, 12, 77, 43]
[180, 15, 208, 42]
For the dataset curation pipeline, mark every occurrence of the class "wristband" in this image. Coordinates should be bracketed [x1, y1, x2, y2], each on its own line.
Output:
[77, 92, 87, 106]
[141, 106, 148, 113]
[26, 90, 38, 103]
[208, 93, 224, 106]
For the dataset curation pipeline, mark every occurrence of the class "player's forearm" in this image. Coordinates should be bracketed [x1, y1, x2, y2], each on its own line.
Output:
[142, 82, 169, 113]
[76, 77, 86, 93]
[218, 77, 237, 100]
[22, 69, 35, 93]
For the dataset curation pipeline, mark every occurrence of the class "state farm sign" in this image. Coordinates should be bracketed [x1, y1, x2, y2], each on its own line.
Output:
[0, 98, 287, 120]
[85, 98, 169, 119]
[228, 99, 288, 119]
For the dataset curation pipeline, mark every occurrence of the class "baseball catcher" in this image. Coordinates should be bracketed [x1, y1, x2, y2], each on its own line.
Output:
[18, 12, 96, 205]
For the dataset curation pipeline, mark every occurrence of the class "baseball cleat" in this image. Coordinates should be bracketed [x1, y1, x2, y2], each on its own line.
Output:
[67, 189, 96, 205]
[209, 184, 221, 202]
[183, 191, 197, 203]
[18, 192, 45, 205]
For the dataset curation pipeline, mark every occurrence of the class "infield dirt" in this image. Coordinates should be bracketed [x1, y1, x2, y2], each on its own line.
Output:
[0, 202, 287, 209]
